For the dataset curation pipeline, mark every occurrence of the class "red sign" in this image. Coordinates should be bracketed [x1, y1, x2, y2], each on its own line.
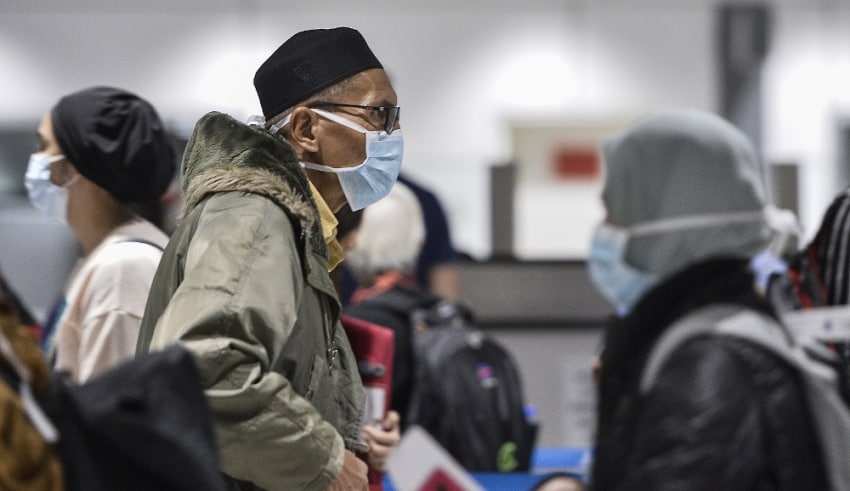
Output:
[552, 146, 599, 179]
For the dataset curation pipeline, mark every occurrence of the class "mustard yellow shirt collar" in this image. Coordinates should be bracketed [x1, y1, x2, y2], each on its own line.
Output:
[308, 181, 345, 272]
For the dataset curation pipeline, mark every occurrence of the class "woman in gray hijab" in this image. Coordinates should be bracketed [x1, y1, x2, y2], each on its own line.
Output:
[587, 109, 826, 490]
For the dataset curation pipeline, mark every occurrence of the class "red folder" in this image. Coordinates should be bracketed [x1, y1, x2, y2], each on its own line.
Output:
[419, 469, 467, 491]
[341, 314, 395, 491]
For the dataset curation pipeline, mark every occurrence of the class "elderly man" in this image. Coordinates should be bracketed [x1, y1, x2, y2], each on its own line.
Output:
[137, 27, 402, 491]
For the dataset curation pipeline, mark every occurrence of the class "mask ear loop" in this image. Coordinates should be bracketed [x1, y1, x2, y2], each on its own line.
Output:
[265, 108, 383, 136]
[0, 329, 58, 443]
[310, 108, 370, 133]
[43, 154, 66, 166]
[245, 115, 267, 128]
[626, 209, 768, 237]
[267, 114, 291, 135]
[61, 174, 80, 190]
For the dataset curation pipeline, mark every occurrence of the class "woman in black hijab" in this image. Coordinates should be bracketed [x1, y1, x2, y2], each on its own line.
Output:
[25, 86, 176, 382]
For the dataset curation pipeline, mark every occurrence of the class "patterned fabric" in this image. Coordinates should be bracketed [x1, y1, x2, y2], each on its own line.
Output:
[0, 281, 64, 491]
[812, 188, 850, 304]
[787, 187, 850, 360]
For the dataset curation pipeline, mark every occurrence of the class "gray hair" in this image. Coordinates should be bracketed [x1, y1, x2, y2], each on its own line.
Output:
[346, 182, 425, 283]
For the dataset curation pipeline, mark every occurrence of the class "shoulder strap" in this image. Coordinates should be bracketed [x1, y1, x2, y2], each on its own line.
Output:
[118, 238, 165, 251]
[363, 288, 441, 318]
[641, 304, 820, 393]
[639, 305, 753, 393]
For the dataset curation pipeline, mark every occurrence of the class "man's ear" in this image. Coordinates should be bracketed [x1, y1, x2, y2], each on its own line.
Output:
[286, 106, 320, 154]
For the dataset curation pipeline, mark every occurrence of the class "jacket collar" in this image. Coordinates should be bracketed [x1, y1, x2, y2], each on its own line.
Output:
[308, 181, 344, 272]
[179, 112, 327, 259]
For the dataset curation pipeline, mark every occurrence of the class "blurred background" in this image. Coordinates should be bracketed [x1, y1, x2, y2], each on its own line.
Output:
[1, 0, 848, 448]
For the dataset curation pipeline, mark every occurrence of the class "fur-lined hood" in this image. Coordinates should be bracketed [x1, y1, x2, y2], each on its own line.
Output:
[179, 111, 325, 256]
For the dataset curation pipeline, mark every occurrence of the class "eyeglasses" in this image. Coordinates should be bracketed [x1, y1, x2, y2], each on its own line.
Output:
[307, 102, 401, 134]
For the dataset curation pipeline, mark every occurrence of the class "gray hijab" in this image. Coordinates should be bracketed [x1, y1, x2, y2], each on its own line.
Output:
[601, 109, 771, 278]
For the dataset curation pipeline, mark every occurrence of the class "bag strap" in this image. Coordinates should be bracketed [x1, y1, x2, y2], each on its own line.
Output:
[361, 289, 445, 335]
[119, 237, 165, 251]
[364, 288, 438, 314]
[640, 305, 794, 393]
[0, 330, 58, 443]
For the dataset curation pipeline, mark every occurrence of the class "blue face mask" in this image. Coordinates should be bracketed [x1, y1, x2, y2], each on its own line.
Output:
[588, 224, 657, 315]
[274, 108, 403, 211]
[25, 153, 72, 223]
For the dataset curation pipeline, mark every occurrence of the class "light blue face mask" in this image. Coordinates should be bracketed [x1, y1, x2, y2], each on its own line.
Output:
[588, 224, 658, 315]
[24, 153, 72, 223]
[272, 108, 404, 211]
[589, 208, 772, 314]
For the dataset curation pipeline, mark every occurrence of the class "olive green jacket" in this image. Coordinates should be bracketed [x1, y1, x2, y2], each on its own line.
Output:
[136, 112, 366, 491]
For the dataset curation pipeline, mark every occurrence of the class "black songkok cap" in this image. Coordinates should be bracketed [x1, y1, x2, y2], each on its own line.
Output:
[254, 27, 383, 119]
[51, 86, 176, 203]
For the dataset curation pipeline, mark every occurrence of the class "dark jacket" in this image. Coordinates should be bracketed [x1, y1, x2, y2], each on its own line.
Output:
[592, 258, 826, 491]
[136, 112, 365, 491]
[344, 283, 435, 423]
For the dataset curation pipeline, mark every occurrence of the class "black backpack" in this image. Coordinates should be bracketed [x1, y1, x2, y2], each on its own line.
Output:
[0, 339, 227, 491]
[372, 291, 538, 472]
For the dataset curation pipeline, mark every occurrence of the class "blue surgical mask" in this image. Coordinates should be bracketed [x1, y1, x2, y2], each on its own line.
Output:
[588, 224, 658, 315]
[25, 152, 74, 223]
[589, 208, 772, 314]
[273, 108, 404, 211]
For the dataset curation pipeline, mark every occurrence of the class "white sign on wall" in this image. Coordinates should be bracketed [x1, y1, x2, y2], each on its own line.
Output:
[511, 119, 631, 259]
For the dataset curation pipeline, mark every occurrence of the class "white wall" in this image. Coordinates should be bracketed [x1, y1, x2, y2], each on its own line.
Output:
[1, 0, 848, 257]
[763, 4, 850, 241]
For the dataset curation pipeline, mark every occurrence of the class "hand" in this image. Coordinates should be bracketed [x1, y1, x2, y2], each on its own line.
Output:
[325, 450, 368, 491]
[363, 410, 401, 472]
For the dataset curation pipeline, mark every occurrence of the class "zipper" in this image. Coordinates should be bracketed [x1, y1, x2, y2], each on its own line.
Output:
[320, 294, 338, 375]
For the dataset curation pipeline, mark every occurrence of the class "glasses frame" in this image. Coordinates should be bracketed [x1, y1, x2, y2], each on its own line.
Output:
[307, 102, 400, 134]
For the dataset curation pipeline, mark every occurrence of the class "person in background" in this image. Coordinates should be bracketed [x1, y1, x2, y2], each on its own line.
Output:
[398, 173, 460, 301]
[588, 109, 826, 489]
[343, 182, 429, 424]
[27, 86, 175, 383]
[332, 203, 402, 487]
[782, 189, 850, 310]
[338, 172, 460, 306]
[331, 203, 364, 298]
[774, 186, 850, 363]
[137, 27, 403, 491]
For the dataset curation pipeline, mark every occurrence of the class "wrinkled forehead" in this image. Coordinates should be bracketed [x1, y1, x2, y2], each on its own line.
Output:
[342, 69, 399, 106]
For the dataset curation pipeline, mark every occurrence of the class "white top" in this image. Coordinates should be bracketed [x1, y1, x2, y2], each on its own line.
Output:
[53, 218, 168, 382]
